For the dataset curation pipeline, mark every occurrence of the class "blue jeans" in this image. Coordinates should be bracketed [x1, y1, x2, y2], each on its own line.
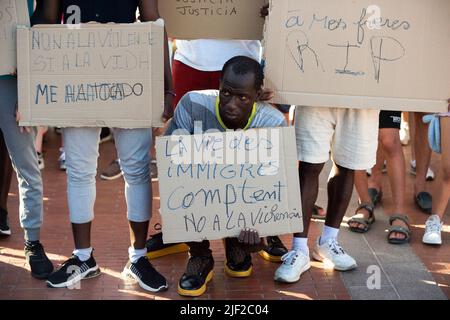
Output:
[0, 78, 43, 241]
[63, 127, 152, 223]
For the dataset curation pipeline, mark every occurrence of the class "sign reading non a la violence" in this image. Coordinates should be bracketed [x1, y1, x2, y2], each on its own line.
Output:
[264, 0, 450, 112]
[17, 21, 165, 128]
[0, 0, 30, 75]
[158, 0, 267, 40]
[157, 127, 303, 244]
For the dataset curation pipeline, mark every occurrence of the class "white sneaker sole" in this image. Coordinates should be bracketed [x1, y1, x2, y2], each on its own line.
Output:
[422, 237, 442, 245]
[47, 265, 101, 288]
[122, 267, 168, 293]
[311, 250, 357, 271]
[0, 229, 11, 236]
[274, 263, 311, 283]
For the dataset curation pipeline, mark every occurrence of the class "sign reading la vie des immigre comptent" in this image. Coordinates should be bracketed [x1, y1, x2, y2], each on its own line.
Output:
[158, 0, 267, 40]
[0, 0, 30, 75]
[157, 127, 303, 244]
[264, 0, 450, 112]
[17, 21, 165, 128]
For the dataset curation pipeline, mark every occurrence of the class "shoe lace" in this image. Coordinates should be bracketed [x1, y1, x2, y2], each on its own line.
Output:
[26, 242, 46, 258]
[426, 218, 442, 233]
[281, 250, 299, 265]
[328, 239, 345, 255]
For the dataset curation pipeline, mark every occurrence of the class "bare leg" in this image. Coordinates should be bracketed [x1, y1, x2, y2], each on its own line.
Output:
[413, 112, 432, 195]
[380, 128, 408, 241]
[295, 162, 324, 238]
[325, 163, 354, 229]
[129, 221, 149, 250]
[432, 117, 450, 220]
[72, 222, 92, 249]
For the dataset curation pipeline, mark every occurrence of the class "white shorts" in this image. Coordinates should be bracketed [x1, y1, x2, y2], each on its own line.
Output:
[295, 106, 380, 170]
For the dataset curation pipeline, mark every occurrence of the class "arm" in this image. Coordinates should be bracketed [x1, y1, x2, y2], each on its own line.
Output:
[164, 94, 194, 136]
[139, 0, 174, 121]
[31, 0, 62, 25]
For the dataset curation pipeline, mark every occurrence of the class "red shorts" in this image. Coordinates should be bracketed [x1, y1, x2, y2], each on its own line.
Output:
[172, 60, 222, 110]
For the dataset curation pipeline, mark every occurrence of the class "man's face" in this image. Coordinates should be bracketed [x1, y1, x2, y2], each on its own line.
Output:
[219, 69, 261, 129]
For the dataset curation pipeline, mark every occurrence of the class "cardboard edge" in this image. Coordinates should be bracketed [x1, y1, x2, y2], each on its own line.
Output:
[283, 126, 303, 234]
[273, 92, 448, 113]
[151, 22, 165, 127]
[17, 27, 31, 126]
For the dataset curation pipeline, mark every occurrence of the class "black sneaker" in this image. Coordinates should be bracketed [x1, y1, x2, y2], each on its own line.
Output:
[178, 255, 214, 297]
[46, 253, 100, 288]
[145, 226, 189, 259]
[0, 208, 11, 236]
[224, 238, 253, 278]
[24, 241, 54, 279]
[122, 256, 168, 292]
[259, 236, 288, 263]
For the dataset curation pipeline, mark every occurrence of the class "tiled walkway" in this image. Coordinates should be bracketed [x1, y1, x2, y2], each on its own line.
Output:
[0, 129, 448, 300]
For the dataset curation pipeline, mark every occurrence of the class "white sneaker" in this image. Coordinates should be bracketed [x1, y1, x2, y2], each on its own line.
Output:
[410, 160, 435, 181]
[274, 250, 310, 283]
[423, 215, 443, 245]
[312, 238, 357, 271]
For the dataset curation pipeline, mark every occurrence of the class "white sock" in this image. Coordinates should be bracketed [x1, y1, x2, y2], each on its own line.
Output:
[73, 247, 92, 262]
[320, 225, 339, 245]
[128, 246, 147, 264]
[291, 237, 309, 256]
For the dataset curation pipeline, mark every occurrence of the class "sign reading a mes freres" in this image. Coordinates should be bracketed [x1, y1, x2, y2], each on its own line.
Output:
[264, 0, 450, 112]
[17, 21, 165, 128]
[157, 127, 303, 244]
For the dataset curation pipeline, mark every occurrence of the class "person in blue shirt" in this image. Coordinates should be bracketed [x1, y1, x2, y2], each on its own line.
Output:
[167, 55, 288, 297]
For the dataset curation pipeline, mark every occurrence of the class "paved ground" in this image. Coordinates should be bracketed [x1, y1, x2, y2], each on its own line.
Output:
[0, 129, 448, 300]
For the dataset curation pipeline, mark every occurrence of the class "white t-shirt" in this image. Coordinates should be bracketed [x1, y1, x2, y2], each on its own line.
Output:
[174, 40, 262, 72]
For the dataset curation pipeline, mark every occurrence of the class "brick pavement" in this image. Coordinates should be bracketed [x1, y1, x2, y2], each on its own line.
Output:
[0, 129, 448, 300]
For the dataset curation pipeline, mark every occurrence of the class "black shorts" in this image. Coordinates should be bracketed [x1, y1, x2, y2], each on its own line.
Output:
[379, 111, 401, 129]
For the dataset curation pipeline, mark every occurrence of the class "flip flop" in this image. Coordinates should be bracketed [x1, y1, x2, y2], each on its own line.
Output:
[415, 192, 432, 214]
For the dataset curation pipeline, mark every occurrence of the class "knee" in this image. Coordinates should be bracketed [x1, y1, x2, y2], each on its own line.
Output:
[379, 134, 401, 156]
[121, 159, 150, 185]
[67, 165, 96, 185]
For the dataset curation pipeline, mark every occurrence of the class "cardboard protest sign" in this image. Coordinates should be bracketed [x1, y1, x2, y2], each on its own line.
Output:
[17, 21, 165, 128]
[0, 0, 30, 75]
[264, 0, 450, 112]
[157, 127, 303, 244]
[158, 0, 266, 40]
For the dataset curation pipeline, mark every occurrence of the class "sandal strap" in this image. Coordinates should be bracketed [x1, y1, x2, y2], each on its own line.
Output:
[389, 214, 410, 227]
[388, 225, 411, 237]
[348, 217, 370, 226]
[355, 203, 374, 216]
